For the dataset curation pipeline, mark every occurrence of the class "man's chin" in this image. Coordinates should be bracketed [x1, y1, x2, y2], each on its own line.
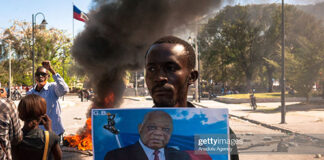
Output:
[153, 99, 175, 107]
[36, 82, 46, 87]
[148, 143, 164, 150]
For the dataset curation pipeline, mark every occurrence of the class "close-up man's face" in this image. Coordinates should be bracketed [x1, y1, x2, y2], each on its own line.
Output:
[35, 68, 48, 86]
[145, 43, 192, 107]
[138, 112, 173, 150]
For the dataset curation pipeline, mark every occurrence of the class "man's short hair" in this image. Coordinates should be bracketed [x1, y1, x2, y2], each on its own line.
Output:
[36, 66, 47, 72]
[145, 36, 196, 70]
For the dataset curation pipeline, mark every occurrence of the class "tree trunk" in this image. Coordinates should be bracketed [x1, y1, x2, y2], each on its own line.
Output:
[321, 80, 324, 99]
[305, 90, 311, 103]
[246, 73, 253, 93]
[267, 68, 273, 93]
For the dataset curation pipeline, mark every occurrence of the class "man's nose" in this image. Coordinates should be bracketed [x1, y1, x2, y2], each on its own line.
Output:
[152, 129, 164, 136]
[155, 69, 168, 82]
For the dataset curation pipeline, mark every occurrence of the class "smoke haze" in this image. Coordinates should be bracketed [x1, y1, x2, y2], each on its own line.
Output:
[72, 0, 225, 108]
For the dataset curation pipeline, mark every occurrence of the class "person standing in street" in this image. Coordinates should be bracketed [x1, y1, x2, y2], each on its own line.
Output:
[80, 89, 84, 102]
[16, 94, 62, 160]
[144, 36, 239, 160]
[27, 60, 69, 139]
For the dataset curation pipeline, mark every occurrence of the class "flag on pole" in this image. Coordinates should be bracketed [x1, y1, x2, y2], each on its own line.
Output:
[73, 5, 88, 22]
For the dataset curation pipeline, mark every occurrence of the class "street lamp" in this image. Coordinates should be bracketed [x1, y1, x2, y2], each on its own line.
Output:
[32, 12, 48, 86]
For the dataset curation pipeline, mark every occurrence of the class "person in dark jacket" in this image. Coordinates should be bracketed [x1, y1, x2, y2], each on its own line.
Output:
[105, 110, 191, 160]
[16, 94, 62, 160]
[144, 36, 239, 160]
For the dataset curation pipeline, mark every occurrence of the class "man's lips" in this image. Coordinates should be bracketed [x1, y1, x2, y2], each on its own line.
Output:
[149, 139, 163, 144]
[36, 77, 46, 82]
[153, 89, 172, 96]
[37, 80, 45, 82]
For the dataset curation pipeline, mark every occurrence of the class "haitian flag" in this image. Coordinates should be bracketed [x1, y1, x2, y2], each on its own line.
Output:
[73, 5, 88, 22]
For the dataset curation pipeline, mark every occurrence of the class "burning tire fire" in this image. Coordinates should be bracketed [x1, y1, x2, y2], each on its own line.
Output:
[64, 118, 93, 151]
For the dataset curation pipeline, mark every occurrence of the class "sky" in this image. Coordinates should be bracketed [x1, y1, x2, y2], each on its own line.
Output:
[0, 0, 93, 38]
[1, 0, 324, 38]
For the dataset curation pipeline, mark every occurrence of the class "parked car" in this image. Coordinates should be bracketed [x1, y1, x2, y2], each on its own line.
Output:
[0, 88, 7, 98]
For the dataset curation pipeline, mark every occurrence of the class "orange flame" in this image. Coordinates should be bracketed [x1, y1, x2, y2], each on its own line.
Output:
[64, 118, 92, 151]
[64, 92, 115, 150]
[104, 92, 115, 107]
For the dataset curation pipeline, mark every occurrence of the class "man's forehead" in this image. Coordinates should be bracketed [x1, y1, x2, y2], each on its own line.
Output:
[149, 43, 186, 54]
[144, 121, 173, 129]
[145, 120, 172, 126]
[146, 43, 188, 63]
[144, 112, 172, 123]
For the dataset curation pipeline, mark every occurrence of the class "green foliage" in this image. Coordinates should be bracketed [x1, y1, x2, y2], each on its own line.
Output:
[198, 4, 324, 100]
[283, 6, 324, 101]
[221, 92, 288, 99]
[0, 20, 73, 86]
[198, 5, 281, 91]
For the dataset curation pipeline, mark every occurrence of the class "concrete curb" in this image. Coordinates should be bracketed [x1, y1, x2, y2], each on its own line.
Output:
[229, 114, 324, 143]
[123, 97, 141, 101]
[192, 102, 324, 142]
[214, 97, 323, 104]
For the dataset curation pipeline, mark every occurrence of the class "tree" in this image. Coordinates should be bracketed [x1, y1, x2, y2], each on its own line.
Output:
[198, 5, 279, 92]
[0, 20, 73, 86]
[284, 5, 324, 102]
[198, 4, 324, 101]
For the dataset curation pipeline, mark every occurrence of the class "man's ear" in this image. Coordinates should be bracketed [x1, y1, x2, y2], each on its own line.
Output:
[188, 70, 198, 85]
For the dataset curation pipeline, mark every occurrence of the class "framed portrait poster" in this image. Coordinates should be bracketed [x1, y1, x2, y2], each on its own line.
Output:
[92, 108, 230, 160]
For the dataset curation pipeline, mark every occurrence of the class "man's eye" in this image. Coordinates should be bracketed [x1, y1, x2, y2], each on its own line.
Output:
[166, 65, 176, 72]
[147, 126, 157, 131]
[162, 128, 170, 133]
[147, 67, 156, 72]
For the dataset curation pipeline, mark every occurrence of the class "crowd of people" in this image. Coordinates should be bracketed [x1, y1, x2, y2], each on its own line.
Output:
[0, 36, 239, 160]
[1, 60, 68, 160]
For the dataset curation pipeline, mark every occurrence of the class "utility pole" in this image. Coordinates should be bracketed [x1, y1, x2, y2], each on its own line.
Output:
[280, 0, 286, 124]
[135, 72, 138, 96]
[62, 49, 65, 101]
[0, 40, 11, 99]
[9, 44, 12, 100]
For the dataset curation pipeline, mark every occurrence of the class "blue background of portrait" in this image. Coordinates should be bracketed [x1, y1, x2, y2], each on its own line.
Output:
[92, 108, 229, 160]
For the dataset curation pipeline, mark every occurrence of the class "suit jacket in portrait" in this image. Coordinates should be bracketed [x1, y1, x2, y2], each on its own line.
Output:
[104, 141, 191, 160]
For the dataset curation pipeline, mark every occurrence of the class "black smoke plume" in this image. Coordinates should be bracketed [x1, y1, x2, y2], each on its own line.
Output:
[72, 0, 224, 108]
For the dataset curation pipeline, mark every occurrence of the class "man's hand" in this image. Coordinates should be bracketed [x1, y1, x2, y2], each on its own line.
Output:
[41, 114, 52, 131]
[42, 60, 56, 75]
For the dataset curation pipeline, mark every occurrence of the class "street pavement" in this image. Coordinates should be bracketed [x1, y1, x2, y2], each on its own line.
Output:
[192, 100, 324, 138]
[51, 95, 324, 159]
[191, 100, 324, 160]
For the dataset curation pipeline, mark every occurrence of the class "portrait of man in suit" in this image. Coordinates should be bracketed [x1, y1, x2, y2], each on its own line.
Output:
[104, 110, 191, 160]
